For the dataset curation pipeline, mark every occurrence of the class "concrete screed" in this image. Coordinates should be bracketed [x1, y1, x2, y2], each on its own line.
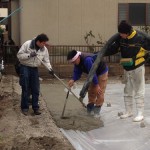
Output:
[41, 79, 150, 150]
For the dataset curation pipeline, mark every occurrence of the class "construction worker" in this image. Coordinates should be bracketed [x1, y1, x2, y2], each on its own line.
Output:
[17, 33, 53, 115]
[105, 20, 150, 122]
[67, 50, 108, 118]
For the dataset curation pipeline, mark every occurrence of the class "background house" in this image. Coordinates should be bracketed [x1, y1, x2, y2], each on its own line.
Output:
[0, 0, 150, 77]
[7, 0, 150, 46]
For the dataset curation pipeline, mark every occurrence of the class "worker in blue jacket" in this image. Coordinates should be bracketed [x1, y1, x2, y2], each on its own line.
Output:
[67, 50, 108, 118]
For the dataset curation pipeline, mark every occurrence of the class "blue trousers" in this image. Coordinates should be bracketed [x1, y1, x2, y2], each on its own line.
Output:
[20, 65, 39, 111]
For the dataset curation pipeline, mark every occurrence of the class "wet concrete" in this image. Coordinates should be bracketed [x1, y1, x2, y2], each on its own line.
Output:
[40, 81, 103, 131]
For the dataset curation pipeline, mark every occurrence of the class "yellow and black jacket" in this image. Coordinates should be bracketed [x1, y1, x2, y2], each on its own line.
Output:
[105, 30, 150, 71]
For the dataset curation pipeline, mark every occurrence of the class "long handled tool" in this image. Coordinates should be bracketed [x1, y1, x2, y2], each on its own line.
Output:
[0, 6, 22, 24]
[36, 56, 86, 107]
[61, 90, 69, 119]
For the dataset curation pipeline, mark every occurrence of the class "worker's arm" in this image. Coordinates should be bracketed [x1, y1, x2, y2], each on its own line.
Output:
[42, 47, 52, 70]
[104, 35, 121, 56]
[17, 41, 31, 60]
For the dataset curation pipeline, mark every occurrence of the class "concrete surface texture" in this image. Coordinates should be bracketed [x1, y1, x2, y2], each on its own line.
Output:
[41, 81, 150, 150]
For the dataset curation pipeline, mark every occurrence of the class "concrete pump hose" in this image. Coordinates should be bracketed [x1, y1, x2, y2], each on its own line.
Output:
[79, 33, 120, 100]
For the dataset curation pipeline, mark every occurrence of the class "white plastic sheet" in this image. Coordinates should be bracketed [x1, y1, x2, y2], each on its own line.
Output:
[61, 84, 150, 150]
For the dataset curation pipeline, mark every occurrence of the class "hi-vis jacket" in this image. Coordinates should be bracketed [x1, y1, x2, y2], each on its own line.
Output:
[105, 30, 150, 71]
[17, 39, 52, 69]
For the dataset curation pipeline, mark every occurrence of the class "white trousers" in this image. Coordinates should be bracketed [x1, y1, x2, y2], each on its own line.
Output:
[124, 65, 145, 113]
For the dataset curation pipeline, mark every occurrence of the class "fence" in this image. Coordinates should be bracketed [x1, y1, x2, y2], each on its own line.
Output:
[47, 45, 121, 65]
[47, 45, 121, 77]
[1, 45, 150, 78]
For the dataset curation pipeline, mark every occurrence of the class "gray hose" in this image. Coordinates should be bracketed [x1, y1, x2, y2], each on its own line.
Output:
[79, 33, 120, 100]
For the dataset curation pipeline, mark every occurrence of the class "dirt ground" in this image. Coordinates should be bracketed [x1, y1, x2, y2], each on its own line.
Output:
[1, 74, 150, 150]
[0, 75, 74, 150]
[0, 74, 117, 150]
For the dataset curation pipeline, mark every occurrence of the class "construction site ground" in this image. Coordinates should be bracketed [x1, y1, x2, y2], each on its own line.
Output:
[51, 80, 150, 150]
[0, 70, 150, 150]
[0, 75, 74, 150]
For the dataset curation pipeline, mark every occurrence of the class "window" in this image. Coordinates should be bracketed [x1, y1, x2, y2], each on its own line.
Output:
[118, 3, 150, 26]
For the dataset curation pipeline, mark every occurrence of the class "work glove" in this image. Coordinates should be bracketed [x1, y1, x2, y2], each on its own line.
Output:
[49, 69, 54, 76]
[30, 52, 37, 57]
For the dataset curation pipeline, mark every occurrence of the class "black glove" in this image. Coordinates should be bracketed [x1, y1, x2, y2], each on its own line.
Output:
[49, 69, 54, 76]
[30, 52, 37, 57]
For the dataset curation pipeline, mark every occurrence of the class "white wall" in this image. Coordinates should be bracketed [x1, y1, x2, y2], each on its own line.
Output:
[11, 0, 20, 45]
[15, 0, 150, 45]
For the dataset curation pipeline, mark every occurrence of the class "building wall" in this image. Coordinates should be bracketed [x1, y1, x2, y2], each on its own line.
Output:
[12, 0, 150, 45]
[11, 0, 20, 46]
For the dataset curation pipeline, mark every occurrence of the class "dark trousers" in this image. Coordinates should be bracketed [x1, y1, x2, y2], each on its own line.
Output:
[20, 65, 39, 111]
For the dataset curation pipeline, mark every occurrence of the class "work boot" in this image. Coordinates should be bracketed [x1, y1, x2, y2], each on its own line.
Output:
[87, 103, 94, 115]
[34, 109, 41, 115]
[94, 105, 101, 118]
[133, 111, 144, 122]
[120, 112, 133, 119]
[21, 109, 28, 116]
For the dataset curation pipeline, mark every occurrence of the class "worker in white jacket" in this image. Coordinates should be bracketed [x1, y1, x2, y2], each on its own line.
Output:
[17, 33, 53, 115]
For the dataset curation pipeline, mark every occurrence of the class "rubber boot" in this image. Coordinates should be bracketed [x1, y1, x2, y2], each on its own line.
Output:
[133, 105, 144, 122]
[133, 111, 144, 122]
[87, 103, 94, 116]
[94, 105, 101, 118]
[120, 98, 133, 119]
[133, 97, 144, 122]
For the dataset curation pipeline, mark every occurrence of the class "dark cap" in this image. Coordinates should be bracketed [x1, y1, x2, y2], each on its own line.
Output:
[67, 50, 77, 60]
[118, 20, 132, 34]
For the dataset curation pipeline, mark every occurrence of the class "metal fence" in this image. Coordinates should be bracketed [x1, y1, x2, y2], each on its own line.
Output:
[2, 45, 150, 77]
[2, 45, 121, 65]
[47, 45, 121, 65]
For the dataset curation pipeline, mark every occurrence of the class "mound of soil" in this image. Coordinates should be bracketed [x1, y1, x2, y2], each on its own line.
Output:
[0, 75, 74, 150]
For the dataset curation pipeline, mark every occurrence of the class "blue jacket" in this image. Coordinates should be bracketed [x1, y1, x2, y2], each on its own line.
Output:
[72, 52, 108, 85]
